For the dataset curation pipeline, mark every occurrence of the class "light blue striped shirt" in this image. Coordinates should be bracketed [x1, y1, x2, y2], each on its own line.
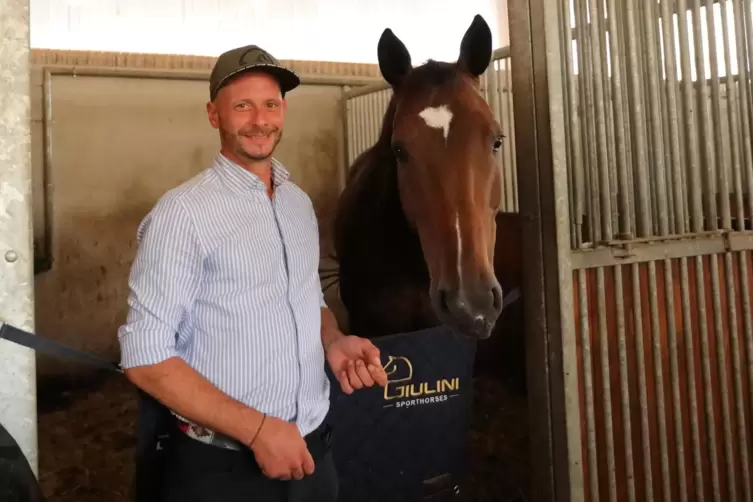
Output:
[117, 153, 330, 436]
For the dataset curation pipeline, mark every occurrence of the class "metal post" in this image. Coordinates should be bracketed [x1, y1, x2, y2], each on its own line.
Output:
[0, 0, 38, 475]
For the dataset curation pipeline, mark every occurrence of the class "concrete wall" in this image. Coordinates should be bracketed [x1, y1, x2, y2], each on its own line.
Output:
[29, 51, 382, 380]
[0, 0, 38, 473]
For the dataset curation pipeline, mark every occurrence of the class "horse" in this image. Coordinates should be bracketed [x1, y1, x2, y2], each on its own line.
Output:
[330, 14, 527, 393]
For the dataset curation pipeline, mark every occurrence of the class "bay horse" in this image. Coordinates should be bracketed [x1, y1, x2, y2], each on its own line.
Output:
[331, 14, 527, 392]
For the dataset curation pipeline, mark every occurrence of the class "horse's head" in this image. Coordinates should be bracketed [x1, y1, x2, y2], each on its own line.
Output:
[376, 15, 503, 340]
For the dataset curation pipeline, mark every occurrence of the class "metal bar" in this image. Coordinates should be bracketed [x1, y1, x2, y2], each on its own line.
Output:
[616, 2, 636, 240]
[338, 85, 350, 191]
[352, 97, 361, 165]
[557, 0, 577, 245]
[736, 0, 753, 230]
[738, 248, 753, 500]
[599, 6, 619, 241]
[588, 0, 614, 242]
[659, 0, 685, 237]
[351, 98, 360, 165]
[710, 251, 737, 501]
[507, 0, 577, 495]
[494, 61, 509, 211]
[715, 24, 750, 494]
[492, 46, 511, 61]
[367, 93, 376, 152]
[663, 255, 688, 502]
[42, 64, 383, 88]
[724, 247, 749, 502]
[632, 261, 654, 502]
[673, 4, 703, 497]
[345, 91, 355, 167]
[699, 0, 730, 230]
[676, 4, 693, 234]
[625, 0, 652, 239]
[345, 81, 386, 100]
[360, 96, 370, 158]
[562, 41, 584, 245]
[570, 231, 753, 269]
[0, 0, 37, 475]
[743, 0, 753, 166]
[614, 264, 636, 502]
[39, 69, 54, 274]
[731, 1, 753, 496]
[575, 0, 600, 244]
[692, 0, 718, 237]
[606, 0, 631, 242]
[648, 262, 671, 502]
[679, 254, 705, 499]
[578, 269, 599, 500]
[696, 253, 723, 502]
[706, 0, 729, 232]
[597, 267, 618, 502]
[643, 0, 670, 238]
[506, 60, 519, 212]
[734, 1, 753, 494]
[720, 0, 745, 233]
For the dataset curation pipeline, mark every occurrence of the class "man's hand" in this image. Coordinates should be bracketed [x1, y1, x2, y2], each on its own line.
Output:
[326, 334, 389, 394]
[249, 415, 315, 480]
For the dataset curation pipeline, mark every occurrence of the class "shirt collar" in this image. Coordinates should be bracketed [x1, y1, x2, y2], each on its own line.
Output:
[213, 152, 291, 193]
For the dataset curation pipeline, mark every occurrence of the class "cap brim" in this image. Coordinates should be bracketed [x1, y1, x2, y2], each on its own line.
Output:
[213, 63, 301, 98]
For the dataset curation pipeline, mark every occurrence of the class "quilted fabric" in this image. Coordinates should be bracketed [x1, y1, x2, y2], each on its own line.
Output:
[326, 326, 477, 502]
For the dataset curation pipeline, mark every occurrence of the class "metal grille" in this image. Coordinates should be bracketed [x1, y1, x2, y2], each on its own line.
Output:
[342, 48, 520, 212]
[552, 0, 753, 500]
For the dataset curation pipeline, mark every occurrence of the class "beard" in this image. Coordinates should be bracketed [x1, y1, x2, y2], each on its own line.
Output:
[221, 124, 283, 162]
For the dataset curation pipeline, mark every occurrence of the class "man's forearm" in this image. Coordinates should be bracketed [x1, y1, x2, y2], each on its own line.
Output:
[321, 307, 344, 351]
[124, 357, 265, 446]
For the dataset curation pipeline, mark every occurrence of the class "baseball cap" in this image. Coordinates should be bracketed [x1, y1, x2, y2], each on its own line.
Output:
[209, 45, 301, 101]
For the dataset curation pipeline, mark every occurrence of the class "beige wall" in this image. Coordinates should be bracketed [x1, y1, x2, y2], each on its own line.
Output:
[30, 51, 380, 379]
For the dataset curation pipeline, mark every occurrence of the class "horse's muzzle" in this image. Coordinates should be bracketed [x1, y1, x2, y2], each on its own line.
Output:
[432, 279, 503, 340]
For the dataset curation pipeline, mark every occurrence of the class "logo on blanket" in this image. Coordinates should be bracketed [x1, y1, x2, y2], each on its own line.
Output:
[382, 355, 460, 408]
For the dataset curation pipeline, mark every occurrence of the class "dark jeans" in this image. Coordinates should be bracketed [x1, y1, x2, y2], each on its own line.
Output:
[161, 421, 338, 502]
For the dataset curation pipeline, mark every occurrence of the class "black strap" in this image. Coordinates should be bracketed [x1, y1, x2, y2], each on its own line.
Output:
[0, 321, 122, 373]
[501, 286, 521, 311]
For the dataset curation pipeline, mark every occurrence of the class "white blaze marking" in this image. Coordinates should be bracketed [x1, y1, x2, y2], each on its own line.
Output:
[419, 105, 453, 141]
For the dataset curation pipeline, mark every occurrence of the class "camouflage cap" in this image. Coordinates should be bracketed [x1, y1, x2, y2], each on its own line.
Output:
[209, 45, 300, 101]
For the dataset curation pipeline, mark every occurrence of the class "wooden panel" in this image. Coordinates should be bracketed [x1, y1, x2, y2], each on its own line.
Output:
[573, 251, 753, 501]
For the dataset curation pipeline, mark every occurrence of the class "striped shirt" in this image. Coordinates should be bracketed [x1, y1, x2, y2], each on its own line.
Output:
[117, 153, 330, 437]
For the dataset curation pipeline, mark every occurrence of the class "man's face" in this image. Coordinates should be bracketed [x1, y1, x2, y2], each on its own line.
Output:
[207, 71, 286, 162]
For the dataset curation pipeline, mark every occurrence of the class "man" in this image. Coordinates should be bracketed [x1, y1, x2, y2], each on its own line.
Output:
[117, 45, 388, 502]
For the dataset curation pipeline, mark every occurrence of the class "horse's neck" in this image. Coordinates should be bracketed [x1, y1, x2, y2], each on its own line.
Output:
[338, 148, 425, 275]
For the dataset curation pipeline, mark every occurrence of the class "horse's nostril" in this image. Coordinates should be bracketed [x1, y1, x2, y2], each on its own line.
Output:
[439, 289, 451, 315]
[491, 285, 502, 311]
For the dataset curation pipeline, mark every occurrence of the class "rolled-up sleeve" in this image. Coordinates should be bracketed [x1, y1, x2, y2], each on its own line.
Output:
[319, 284, 328, 308]
[117, 194, 204, 368]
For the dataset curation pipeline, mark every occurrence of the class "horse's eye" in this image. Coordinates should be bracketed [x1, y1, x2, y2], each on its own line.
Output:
[391, 142, 408, 162]
[492, 136, 504, 153]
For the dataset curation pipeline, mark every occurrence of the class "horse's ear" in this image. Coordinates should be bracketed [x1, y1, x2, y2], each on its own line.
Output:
[457, 14, 492, 78]
[378, 28, 413, 87]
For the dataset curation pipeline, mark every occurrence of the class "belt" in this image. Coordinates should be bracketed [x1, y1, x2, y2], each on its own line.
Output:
[175, 416, 333, 455]
[176, 418, 245, 450]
